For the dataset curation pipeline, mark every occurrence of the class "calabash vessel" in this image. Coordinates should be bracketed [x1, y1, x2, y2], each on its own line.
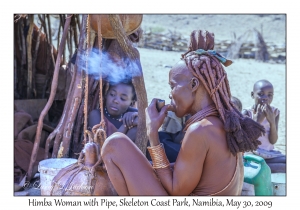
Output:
[90, 14, 143, 39]
[50, 142, 117, 195]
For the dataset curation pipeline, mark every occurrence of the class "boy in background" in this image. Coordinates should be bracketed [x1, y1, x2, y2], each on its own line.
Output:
[242, 79, 285, 173]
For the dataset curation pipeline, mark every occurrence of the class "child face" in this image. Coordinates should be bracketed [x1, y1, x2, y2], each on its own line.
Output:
[251, 82, 274, 106]
[105, 83, 134, 117]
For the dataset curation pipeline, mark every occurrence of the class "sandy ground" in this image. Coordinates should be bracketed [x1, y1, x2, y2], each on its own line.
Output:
[141, 14, 286, 45]
[138, 47, 286, 154]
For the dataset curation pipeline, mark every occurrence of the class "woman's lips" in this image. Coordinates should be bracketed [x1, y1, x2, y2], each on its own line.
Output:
[110, 106, 118, 111]
[168, 104, 176, 112]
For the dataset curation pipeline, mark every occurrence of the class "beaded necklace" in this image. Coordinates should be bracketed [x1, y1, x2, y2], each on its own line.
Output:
[104, 107, 123, 121]
[183, 104, 219, 132]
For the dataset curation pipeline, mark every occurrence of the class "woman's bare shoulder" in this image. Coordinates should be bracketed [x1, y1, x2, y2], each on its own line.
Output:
[183, 118, 227, 161]
[188, 116, 223, 131]
[184, 117, 223, 143]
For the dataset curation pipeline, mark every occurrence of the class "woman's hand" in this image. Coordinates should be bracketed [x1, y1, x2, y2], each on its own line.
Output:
[145, 98, 172, 136]
[122, 112, 138, 129]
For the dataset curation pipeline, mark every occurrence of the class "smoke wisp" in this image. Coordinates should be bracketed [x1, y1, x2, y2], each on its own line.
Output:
[76, 48, 141, 84]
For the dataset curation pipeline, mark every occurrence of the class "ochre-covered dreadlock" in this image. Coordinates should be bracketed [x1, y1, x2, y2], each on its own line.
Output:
[182, 30, 265, 156]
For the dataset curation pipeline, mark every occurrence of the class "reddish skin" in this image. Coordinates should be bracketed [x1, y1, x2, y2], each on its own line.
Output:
[106, 84, 138, 141]
[89, 83, 138, 142]
[242, 80, 279, 144]
[101, 61, 242, 195]
[105, 84, 133, 118]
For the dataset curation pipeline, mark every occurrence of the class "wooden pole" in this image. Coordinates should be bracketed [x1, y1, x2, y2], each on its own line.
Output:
[26, 15, 34, 98]
[108, 15, 148, 155]
[57, 19, 61, 52]
[20, 20, 27, 98]
[56, 15, 89, 157]
[46, 14, 52, 46]
[72, 15, 79, 49]
[27, 14, 73, 181]
[32, 27, 42, 98]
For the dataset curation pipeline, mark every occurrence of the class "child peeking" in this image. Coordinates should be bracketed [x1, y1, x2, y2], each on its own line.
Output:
[88, 79, 138, 143]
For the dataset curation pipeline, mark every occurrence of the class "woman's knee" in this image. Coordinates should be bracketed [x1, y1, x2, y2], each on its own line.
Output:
[101, 132, 131, 159]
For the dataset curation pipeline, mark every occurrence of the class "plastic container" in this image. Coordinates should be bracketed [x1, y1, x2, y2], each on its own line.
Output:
[271, 173, 286, 195]
[243, 154, 273, 195]
[38, 158, 77, 195]
[241, 182, 255, 196]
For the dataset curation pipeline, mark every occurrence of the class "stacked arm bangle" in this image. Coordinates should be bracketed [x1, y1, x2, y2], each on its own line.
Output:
[147, 143, 170, 169]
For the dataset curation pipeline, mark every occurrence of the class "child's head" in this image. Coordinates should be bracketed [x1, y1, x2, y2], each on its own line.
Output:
[105, 79, 137, 117]
[251, 79, 274, 106]
[231, 96, 242, 112]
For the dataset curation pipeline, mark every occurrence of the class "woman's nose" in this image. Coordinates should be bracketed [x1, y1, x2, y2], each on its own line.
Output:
[113, 98, 119, 104]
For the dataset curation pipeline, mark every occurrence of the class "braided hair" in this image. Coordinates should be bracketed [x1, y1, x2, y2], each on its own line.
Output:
[182, 30, 265, 156]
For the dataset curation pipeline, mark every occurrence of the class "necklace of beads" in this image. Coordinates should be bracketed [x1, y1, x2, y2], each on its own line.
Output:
[104, 107, 123, 121]
[183, 104, 219, 132]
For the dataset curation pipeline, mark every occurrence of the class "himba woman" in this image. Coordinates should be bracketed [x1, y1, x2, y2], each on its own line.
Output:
[101, 30, 265, 195]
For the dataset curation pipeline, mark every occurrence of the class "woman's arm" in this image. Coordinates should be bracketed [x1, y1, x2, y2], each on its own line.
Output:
[152, 124, 208, 195]
[146, 99, 208, 195]
[117, 124, 129, 134]
[120, 112, 138, 142]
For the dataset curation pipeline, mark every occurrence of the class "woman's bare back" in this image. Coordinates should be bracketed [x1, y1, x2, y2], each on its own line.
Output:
[177, 116, 242, 195]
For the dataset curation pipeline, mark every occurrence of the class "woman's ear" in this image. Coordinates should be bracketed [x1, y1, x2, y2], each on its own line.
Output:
[191, 78, 199, 92]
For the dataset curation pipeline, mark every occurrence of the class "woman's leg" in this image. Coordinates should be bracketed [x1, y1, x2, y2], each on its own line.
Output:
[101, 132, 168, 196]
